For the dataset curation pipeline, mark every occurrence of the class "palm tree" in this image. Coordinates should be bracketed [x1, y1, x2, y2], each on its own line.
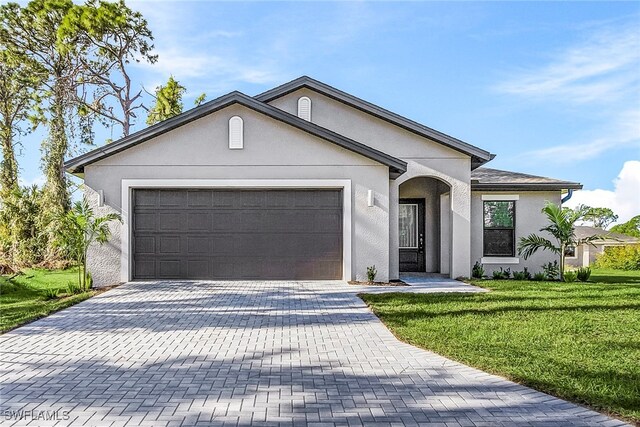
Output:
[55, 199, 121, 289]
[518, 202, 601, 281]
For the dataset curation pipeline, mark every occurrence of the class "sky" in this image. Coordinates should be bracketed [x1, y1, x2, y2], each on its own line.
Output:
[13, 1, 640, 224]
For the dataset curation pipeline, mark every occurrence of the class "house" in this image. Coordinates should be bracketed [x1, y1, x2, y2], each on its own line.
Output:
[565, 226, 640, 268]
[65, 76, 582, 286]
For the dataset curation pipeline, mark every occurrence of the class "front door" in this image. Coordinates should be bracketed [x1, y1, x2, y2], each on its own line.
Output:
[399, 199, 425, 272]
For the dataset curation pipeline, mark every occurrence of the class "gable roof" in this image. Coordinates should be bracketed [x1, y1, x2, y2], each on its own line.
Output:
[471, 167, 582, 191]
[255, 76, 495, 169]
[575, 226, 639, 243]
[64, 91, 407, 178]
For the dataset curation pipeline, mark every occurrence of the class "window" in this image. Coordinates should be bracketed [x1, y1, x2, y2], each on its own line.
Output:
[228, 116, 243, 149]
[483, 201, 515, 257]
[297, 97, 311, 121]
[399, 204, 418, 248]
[564, 245, 577, 259]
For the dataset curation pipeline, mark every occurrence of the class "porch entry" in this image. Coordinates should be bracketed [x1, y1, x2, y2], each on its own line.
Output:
[399, 198, 425, 272]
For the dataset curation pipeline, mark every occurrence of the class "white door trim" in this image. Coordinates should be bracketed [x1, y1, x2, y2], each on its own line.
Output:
[120, 178, 352, 282]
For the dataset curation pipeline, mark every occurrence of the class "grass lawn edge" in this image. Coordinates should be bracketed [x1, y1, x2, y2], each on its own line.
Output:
[359, 278, 639, 426]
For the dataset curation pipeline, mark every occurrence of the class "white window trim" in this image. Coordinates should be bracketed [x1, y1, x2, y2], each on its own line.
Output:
[481, 257, 520, 264]
[120, 179, 352, 282]
[482, 194, 520, 201]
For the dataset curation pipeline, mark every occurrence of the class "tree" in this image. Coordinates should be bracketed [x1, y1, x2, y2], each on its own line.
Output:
[582, 206, 618, 229]
[0, 0, 85, 254]
[146, 76, 186, 125]
[0, 50, 43, 196]
[610, 215, 640, 238]
[55, 198, 120, 289]
[518, 203, 602, 281]
[60, 0, 157, 138]
[0, 185, 47, 268]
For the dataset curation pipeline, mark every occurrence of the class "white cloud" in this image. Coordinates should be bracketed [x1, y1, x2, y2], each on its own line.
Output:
[496, 20, 640, 163]
[564, 160, 640, 224]
[18, 174, 45, 188]
[525, 108, 640, 161]
[496, 25, 640, 104]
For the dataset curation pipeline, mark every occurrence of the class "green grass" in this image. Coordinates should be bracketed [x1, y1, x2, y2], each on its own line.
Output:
[361, 269, 640, 423]
[0, 268, 99, 333]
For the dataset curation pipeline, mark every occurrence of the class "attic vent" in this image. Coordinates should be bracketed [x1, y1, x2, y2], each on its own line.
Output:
[297, 97, 311, 121]
[228, 116, 243, 149]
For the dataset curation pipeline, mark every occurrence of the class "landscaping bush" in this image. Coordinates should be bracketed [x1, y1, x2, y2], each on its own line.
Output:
[542, 261, 560, 280]
[532, 272, 546, 281]
[563, 270, 577, 282]
[471, 261, 485, 279]
[512, 268, 531, 281]
[492, 267, 510, 280]
[366, 265, 377, 282]
[594, 244, 640, 271]
[576, 267, 591, 282]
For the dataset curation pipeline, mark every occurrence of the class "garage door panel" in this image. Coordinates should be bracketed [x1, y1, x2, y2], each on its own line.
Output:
[159, 236, 181, 254]
[187, 212, 211, 231]
[188, 236, 211, 254]
[187, 190, 212, 207]
[134, 213, 156, 231]
[159, 260, 181, 277]
[158, 190, 186, 206]
[132, 189, 342, 280]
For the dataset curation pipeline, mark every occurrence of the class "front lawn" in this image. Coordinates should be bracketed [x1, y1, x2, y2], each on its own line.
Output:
[0, 268, 101, 333]
[361, 270, 640, 423]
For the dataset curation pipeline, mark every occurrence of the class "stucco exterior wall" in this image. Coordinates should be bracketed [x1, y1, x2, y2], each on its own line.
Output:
[84, 104, 390, 286]
[471, 191, 561, 276]
[268, 89, 472, 278]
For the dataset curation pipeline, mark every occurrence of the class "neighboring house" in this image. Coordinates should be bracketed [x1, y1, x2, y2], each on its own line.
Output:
[65, 76, 582, 286]
[565, 226, 640, 268]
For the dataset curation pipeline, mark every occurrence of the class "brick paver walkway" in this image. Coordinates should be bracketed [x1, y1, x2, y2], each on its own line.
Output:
[0, 281, 627, 426]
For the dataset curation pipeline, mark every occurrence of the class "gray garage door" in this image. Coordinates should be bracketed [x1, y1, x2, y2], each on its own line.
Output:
[132, 189, 343, 280]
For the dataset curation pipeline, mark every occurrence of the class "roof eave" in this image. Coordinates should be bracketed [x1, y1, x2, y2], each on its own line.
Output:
[472, 183, 583, 191]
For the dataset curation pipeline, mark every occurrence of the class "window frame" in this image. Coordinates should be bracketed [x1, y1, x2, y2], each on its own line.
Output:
[482, 200, 516, 257]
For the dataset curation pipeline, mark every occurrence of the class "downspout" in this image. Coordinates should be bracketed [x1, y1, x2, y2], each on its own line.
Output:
[561, 189, 573, 204]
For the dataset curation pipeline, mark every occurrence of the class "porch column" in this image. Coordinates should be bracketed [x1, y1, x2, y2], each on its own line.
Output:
[389, 180, 400, 280]
[450, 181, 471, 279]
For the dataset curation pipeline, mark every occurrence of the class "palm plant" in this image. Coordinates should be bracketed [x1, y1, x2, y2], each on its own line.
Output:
[55, 199, 120, 290]
[518, 202, 601, 281]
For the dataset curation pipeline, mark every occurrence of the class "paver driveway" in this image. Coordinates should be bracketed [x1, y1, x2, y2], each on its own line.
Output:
[0, 281, 626, 427]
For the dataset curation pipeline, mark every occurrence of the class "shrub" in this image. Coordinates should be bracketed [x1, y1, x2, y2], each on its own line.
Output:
[492, 267, 511, 280]
[563, 270, 577, 282]
[366, 265, 377, 282]
[594, 245, 640, 271]
[512, 268, 532, 281]
[533, 272, 546, 281]
[471, 261, 485, 279]
[43, 288, 59, 300]
[542, 261, 560, 280]
[576, 267, 591, 282]
[512, 270, 526, 280]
